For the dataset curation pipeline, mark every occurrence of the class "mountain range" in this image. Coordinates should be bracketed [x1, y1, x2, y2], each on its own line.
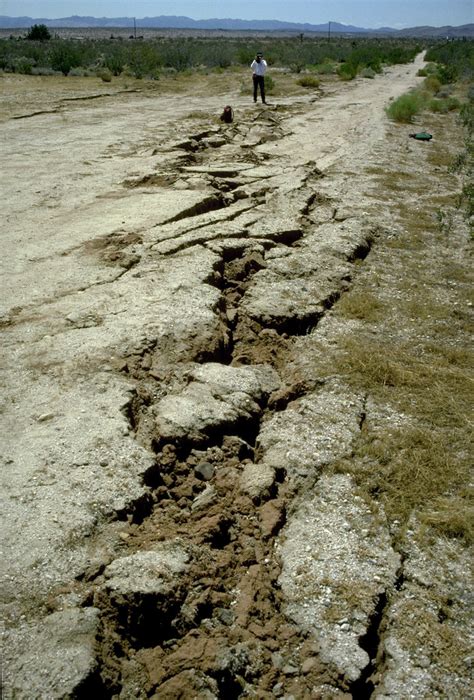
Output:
[0, 15, 472, 37]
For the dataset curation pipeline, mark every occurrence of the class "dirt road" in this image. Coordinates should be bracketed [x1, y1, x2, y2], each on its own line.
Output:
[1, 55, 471, 698]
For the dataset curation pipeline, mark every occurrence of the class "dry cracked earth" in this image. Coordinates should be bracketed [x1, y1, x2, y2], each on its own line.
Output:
[1, 54, 472, 698]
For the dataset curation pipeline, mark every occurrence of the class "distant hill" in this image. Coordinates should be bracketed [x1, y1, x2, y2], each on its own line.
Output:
[397, 24, 473, 38]
[0, 15, 472, 37]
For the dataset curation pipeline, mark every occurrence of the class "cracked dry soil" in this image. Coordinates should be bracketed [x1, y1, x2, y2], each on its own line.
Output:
[1, 56, 472, 699]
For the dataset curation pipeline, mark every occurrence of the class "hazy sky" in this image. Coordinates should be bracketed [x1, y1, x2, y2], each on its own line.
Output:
[0, 1, 472, 28]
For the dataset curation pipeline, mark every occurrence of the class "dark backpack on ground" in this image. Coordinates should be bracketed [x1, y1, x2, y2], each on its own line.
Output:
[220, 105, 234, 123]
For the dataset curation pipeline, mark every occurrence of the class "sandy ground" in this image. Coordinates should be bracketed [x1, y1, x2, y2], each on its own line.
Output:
[1, 54, 471, 698]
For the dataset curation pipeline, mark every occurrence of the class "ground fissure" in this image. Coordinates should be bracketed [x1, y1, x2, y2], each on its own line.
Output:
[2, 56, 472, 700]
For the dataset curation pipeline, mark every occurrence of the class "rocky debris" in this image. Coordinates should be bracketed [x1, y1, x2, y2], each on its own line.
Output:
[99, 542, 190, 647]
[278, 474, 400, 685]
[3, 607, 102, 699]
[103, 543, 189, 594]
[191, 484, 217, 511]
[239, 461, 276, 501]
[149, 669, 219, 699]
[239, 219, 374, 333]
[152, 362, 280, 446]
[195, 461, 215, 481]
[257, 379, 365, 482]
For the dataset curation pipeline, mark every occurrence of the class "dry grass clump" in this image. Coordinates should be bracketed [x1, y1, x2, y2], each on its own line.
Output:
[335, 291, 384, 321]
[296, 75, 320, 89]
[330, 298, 473, 542]
[342, 427, 471, 537]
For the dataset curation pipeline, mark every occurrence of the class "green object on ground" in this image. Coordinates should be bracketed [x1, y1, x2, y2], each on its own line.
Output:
[409, 131, 433, 140]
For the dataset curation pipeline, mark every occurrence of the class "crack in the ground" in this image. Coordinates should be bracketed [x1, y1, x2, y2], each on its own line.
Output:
[349, 592, 389, 699]
[83, 110, 389, 697]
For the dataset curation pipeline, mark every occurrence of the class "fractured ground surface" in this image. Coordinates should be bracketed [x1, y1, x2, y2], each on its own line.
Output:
[1, 55, 472, 698]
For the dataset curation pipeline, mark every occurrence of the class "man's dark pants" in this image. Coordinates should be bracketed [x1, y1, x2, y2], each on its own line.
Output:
[253, 75, 266, 103]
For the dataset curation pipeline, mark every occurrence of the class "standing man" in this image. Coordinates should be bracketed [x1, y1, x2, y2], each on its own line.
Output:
[251, 52, 267, 104]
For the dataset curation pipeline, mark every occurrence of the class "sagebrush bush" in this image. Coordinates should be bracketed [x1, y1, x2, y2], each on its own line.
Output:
[313, 60, 336, 75]
[386, 91, 425, 122]
[429, 97, 461, 113]
[12, 56, 34, 74]
[296, 75, 320, 88]
[361, 67, 376, 79]
[424, 75, 442, 94]
[97, 67, 112, 82]
[337, 62, 358, 80]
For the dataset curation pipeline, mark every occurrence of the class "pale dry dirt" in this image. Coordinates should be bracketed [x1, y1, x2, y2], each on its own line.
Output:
[1, 54, 472, 698]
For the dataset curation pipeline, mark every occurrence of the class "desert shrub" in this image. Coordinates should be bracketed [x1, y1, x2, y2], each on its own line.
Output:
[452, 97, 474, 220]
[425, 41, 474, 82]
[289, 62, 305, 74]
[296, 75, 320, 88]
[26, 24, 51, 41]
[337, 62, 358, 80]
[265, 74, 275, 93]
[360, 67, 376, 79]
[31, 66, 59, 76]
[423, 62, 438, 74]
[429, 97, 461, 113]
[423, 75, 442, 93]
[97, 67, 113, 82]
[104, 46, 127, 75]
[386, 91, 425, 122]
[436, 85, 452, 98]
[161, 44, 192, 72]
[49, 42, 83, 75]
[12, 56, 34, 74]
[460, 97, 474, 134]
[437, 63, 459, 84]
[0, 34, 424, 79]
[313, 60, 336, 74]
[68, 66, 87, 77]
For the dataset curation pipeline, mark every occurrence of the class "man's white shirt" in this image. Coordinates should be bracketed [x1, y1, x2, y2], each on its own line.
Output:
[251, 59, 267, 76]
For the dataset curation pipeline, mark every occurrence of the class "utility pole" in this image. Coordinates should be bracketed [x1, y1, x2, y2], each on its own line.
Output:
[134, 17, 137, 39]
[328, 21, 331, 43]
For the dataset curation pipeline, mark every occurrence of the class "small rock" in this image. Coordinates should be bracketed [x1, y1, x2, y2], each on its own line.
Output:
[37, 413, 55, 423]
[301, 657, 317, 674]
[271, 652, 284, 669]
[272, 682, 284, 697]
[195, 461, 215, 481]
[191, 485, 217, 511]
[282, 664, 298, 675]
[216, 608, 235, 626]
[240, 462, 276, 500]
